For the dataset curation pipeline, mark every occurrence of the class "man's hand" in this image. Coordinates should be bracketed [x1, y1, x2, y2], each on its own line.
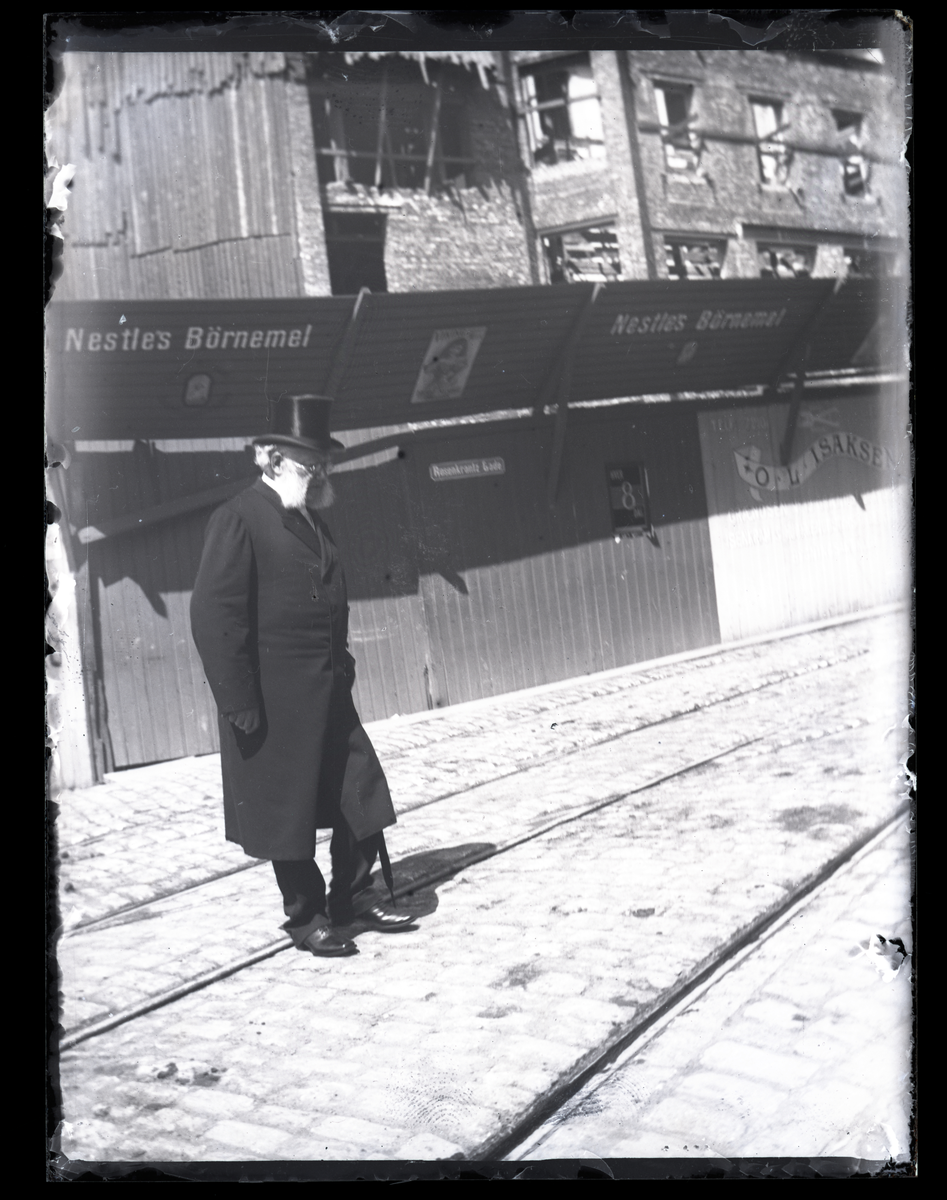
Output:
[228, 706, 261, 734]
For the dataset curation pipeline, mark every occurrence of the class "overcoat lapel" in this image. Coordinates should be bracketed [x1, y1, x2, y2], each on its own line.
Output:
[313, 518, 339, 584]
[252, 479, 324, 559]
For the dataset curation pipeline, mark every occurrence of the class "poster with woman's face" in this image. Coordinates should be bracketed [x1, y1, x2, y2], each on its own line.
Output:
[411, 326, 487, 404]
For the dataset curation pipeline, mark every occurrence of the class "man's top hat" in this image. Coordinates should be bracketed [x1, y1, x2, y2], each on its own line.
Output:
[253, 395, 344, 454]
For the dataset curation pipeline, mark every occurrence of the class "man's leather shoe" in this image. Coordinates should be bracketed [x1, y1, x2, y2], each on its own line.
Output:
[297, 927, 358, 957]
[356, 904, 417, 931]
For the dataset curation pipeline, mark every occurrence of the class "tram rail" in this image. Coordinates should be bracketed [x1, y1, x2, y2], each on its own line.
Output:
[60, 705, 888, 1053]
[61, 641, 870, 937]
[481, 808, 911, 1163]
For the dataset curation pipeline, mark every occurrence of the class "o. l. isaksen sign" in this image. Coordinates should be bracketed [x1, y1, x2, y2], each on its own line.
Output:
[734, 432, 898, 496]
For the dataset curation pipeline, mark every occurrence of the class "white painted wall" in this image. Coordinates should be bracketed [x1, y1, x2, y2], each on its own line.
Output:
[698, 396, 911, 642]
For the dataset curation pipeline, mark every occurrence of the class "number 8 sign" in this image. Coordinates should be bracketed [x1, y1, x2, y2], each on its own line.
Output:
[606, 462, 652, 536]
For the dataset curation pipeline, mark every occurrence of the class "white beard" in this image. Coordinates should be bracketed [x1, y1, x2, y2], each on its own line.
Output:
[269, 468, 310, 511]
[267, 470, 335, 512]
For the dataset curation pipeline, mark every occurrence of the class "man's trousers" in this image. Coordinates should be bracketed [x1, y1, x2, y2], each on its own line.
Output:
[272, 822, 383, 946]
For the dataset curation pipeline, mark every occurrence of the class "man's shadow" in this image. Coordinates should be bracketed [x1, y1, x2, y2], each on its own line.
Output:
[338, 842, 497, 935]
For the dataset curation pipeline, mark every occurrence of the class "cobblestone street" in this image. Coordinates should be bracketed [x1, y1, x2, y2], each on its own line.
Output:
[51, 610, 913, 1169]
[510, 819, 913, 1167]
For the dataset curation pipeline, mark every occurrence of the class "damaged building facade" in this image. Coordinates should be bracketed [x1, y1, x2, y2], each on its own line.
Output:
[46, 50, 536, 301]
[48, 47, 905, 302]
[46, 48, 909, 788]
[513, 48, 904, 287]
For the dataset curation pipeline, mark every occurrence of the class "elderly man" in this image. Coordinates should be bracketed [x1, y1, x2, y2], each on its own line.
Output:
[190, 394, 414, 957]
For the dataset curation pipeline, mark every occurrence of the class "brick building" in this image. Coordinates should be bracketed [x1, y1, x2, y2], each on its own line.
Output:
[46, 49, 537, 302]
[47, 47, 906, 304]
[510, 48, 906, 288]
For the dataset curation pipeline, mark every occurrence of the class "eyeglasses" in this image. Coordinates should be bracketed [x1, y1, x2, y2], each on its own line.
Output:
[282, 457, 331, 477]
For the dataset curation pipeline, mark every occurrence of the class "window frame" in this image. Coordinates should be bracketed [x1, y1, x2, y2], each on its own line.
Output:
[653, 82, 702, 174]
[518, 54, 606, 167]
[756, 241, 816, 279]
[749, 97, 792, 188]
[663, 236, 728, 281]
[832, 108, 870, 198]
[540, 221, 622, 285]
[843, 247, 894, 279]
[309, 71, 477, 194]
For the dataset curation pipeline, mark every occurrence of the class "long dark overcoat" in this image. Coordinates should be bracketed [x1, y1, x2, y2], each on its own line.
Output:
[189, 479, 396, 860]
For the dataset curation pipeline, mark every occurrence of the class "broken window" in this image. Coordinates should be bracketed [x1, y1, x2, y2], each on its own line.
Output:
[750, 99, 792, 186]
[543, 224, 621, 284]
[309, 62, 474, 194]
[833, 109, 870, 197]
[757, 243, 815, 279]
[519, 55, 605, 166]
[324, 212, 388, 296]
[654, 84, 702, 173]
[664, 239, 726, 280]
[843, 249, 893, 279]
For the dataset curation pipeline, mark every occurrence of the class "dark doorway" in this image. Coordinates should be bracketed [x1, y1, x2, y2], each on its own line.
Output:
[324, 212, 388, 295]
